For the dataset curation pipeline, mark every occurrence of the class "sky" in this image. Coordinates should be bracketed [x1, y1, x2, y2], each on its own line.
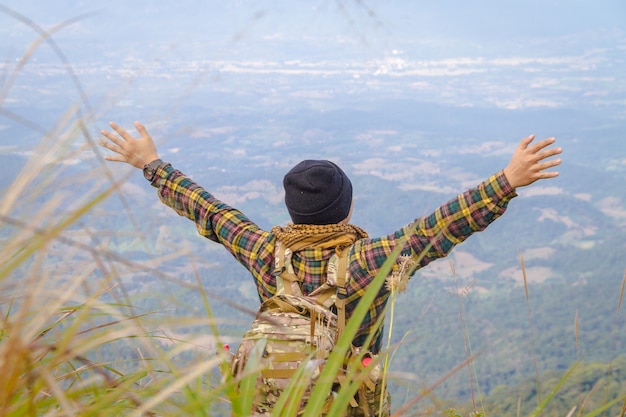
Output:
[0, 1, 624, 143]
[2, 1, 625, 60]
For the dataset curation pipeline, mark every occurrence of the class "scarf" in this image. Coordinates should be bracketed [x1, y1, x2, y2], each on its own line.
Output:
[271, 223, 369, 252]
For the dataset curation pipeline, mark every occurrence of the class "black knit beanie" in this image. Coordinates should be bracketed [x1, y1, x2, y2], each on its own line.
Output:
[283, 160, 353, 225]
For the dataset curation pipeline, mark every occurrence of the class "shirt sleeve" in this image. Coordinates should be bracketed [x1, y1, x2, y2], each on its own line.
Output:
[148, 162, 273, 273]
[345, 170, 517, 351]
[349, 170, 517, 290]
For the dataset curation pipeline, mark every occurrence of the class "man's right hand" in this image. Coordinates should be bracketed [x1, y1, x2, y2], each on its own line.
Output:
[503, 135, 562, 189]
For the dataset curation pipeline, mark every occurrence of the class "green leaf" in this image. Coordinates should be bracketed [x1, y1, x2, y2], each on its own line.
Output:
[303, 244, 404, 417]
[234, 339, 266, 417]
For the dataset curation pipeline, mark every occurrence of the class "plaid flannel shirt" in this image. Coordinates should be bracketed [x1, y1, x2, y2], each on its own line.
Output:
[149, 162, 517, 353]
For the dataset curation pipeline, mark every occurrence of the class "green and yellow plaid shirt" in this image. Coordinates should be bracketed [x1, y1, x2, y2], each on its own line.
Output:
[150, 162, 517, 353]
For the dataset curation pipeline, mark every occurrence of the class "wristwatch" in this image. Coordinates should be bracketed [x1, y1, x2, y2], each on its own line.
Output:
[143, 159, 162, 181]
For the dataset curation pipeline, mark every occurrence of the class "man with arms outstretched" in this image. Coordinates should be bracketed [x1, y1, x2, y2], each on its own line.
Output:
[100, 122, 562, 415]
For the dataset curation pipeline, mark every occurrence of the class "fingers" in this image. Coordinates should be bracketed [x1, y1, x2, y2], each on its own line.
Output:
[518, 134, 536, 149]
[522, 136, 561, 162]
[538, 169, 560, 179]
[100, 121, 131, 147]
[535, 144, 562, 179]
[538, 157, 562, 171]
[100, 129, 124, 148]
[99, 139, 128, 164]
[538, 146, 562, 162]
[100, 121, 140, 150]
[103, 154, 127, 163]
[100, 122, 131, 158]
[533, 138, 562, 168]
[530, 136, 556, 153]
[134, 120, 148, 137]
[109, 121, 134, 141]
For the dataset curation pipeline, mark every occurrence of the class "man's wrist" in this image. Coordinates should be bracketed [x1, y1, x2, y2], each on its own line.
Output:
[502, 167, 518, 189]
[143, 159, 163, 181]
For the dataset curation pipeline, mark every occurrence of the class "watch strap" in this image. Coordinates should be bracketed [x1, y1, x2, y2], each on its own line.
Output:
[143, 159, 163, 182]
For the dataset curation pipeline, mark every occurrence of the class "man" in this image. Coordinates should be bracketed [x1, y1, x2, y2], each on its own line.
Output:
[100, 121, 562, 413]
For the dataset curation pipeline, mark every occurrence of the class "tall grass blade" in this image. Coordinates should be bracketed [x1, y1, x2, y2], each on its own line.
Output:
[0, 4, 95, 111]
[580, 395, 626, 417]
[519, 252, 542, 412]
[303, 244, 404, 417]
[272, 357, 317, 417]
[235, 339, 266, 417]
[604, 270, 626, 415]
[391, 352, 482, 416]
[528, 363, 578, 417]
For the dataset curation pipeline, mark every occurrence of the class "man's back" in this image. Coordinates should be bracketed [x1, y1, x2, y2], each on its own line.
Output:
[100, 122, 562, 415]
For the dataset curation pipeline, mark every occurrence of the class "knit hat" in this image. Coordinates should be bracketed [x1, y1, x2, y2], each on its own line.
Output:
[283, 160, 353, 225]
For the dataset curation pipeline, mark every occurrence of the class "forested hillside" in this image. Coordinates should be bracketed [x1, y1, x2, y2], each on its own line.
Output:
[476, 357, 626, 416]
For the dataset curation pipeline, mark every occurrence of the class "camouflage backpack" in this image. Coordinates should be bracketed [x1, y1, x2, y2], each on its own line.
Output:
[230, 241, 389, 416]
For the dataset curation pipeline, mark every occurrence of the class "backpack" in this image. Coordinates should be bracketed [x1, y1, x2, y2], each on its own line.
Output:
[230, 241, 390, 416]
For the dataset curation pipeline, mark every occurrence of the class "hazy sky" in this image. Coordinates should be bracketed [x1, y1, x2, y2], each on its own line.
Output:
[2, 1, 625, 62]
[1, 1, 624, 134]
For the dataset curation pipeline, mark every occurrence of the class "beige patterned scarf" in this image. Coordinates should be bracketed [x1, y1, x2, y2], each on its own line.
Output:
[271, 223, 369, 252]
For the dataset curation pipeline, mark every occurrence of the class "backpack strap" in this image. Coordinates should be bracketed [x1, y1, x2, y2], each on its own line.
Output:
[273, 240, 351, 340]
[274, 241, 304, 297]
[333, 247, 350, 337]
